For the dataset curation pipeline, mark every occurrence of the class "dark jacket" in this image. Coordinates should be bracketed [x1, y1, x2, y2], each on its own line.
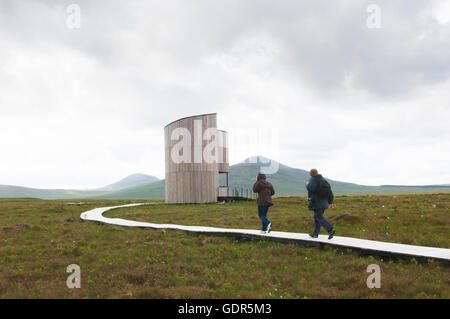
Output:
[253, 179, 275, 207]
[306, 174, 334, 211]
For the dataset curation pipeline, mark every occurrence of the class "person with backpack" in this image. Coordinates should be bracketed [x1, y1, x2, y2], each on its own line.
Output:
[253, 172, 275, 234]
[306, 168, 336, 239]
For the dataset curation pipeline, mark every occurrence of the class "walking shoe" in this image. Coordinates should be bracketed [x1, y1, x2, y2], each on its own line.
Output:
[309, 233, 318, 238]
[328, 229, 336, 240]
[260, 230, 267, 235]
[266, 223, 272, 233]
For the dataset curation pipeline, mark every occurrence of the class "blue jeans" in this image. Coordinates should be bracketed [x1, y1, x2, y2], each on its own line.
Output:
[313, 209, 333, 236]
[258, 206, 271, 231]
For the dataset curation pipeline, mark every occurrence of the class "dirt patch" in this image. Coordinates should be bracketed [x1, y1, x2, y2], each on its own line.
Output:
[200, 237, 213, 245]
[15, 223, 31, 230]
[66, 202, 88, 206]
[2, 223, 31, 231]
[329, 213, 360, 223]
[62, 217, 76, 223]
[366, 215, 390, 221]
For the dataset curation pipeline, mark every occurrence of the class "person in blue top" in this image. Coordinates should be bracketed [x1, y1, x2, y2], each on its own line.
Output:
[306, 168, 336, 239]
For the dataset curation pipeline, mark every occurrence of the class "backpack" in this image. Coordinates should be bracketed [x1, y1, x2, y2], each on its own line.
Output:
[315, 178, 332, 199]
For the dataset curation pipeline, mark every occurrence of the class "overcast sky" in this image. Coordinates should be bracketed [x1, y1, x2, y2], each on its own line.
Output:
[1, 0, 450, 189]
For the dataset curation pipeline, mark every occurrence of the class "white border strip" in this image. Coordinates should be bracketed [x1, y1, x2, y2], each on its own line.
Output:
[81, 203, 450, 261]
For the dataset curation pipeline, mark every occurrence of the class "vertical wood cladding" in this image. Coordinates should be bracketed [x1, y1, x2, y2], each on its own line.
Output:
[164, 113, 229, 203]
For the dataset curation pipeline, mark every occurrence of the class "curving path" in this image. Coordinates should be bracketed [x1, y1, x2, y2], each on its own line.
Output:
[81, 203, 450, 261]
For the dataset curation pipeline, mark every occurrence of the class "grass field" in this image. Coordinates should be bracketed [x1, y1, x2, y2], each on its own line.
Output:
[0, 194, 449, 298]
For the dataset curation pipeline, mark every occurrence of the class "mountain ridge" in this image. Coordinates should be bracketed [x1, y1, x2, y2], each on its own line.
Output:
[97, 173, 159, 191]
[1, 156, 449, 199]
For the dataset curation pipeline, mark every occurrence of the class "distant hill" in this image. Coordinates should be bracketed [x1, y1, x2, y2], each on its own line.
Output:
[84, 156, 450, 199]
[1, 157, 449, 199]
[88, 180, 165, 200]
[0, 185, 107, 200]
[226, 157, 450, 195]
[98, 173, 159, 191]
[225, 156, 379, 195]
[0, 173, 160, 200]
[380, 184, 450, 189]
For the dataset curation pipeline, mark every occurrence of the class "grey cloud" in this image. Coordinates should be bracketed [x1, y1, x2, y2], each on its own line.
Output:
[1, 0, 449, 187]
[252, 0, 450, 98]
[3, 0, 448, 100]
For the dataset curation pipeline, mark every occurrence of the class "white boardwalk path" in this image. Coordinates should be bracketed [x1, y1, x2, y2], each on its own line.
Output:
[81, 203, 450, 261]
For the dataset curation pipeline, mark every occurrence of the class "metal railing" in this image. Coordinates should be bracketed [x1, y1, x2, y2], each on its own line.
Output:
[231, 187, 256, 200]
